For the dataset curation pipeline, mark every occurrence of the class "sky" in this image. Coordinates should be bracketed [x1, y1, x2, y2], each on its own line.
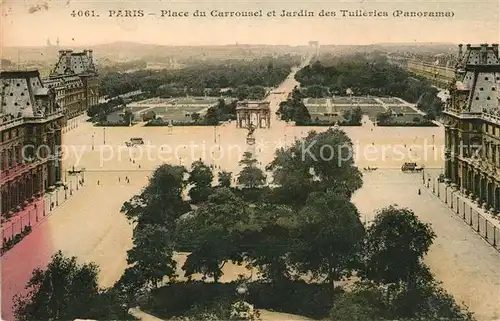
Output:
[1, 0, 499, 47]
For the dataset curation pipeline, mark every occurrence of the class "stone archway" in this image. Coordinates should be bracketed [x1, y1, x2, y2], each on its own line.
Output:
[236, 101, 271, 129]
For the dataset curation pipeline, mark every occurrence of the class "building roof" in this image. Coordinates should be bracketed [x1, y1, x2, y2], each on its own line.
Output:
[43, 74, 84, 91]
[1, 70, 47, 118]
[453, 44, 500, 114]
[50, 49, 97, 76]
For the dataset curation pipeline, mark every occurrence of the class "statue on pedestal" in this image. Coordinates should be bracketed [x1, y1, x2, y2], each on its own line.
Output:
[246, 123, 256, 146]
[247, 122, 255, 138]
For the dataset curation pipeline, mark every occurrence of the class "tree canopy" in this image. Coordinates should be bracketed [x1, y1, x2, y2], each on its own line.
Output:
[99, 56, 301, 98]
[267, 128, 363, 208]
[13, 251, 132, 321]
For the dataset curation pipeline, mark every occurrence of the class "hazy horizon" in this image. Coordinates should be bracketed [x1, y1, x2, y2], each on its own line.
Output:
[3, 40, 464, 49]
[1, 0, 499, 47]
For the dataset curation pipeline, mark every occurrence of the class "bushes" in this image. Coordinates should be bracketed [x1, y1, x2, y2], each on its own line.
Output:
[142, 280, 335, 320]
[1, 225, 32, 254]
[94, 121, 137, 127]
[295, 120, 362, 126]
[377, 121, 437, 127]
[142, 282, 235, 318]
[144, 119, 215, 127]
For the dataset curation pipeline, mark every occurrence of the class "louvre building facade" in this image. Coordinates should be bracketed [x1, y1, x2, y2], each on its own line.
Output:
[443, 43, 500, 212]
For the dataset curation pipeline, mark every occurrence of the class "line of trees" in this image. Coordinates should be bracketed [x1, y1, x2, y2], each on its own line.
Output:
[99, 56, 301, 99]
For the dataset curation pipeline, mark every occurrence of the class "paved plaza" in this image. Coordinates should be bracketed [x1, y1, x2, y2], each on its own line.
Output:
[2, 65, 500, 321]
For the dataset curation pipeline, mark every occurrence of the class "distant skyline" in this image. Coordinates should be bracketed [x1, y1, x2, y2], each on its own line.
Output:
[4, 40, 463, 49]
[1, 0, 499, 47]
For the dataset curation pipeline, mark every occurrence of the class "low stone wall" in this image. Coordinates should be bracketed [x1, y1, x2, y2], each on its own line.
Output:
[428, 181, 500, 251]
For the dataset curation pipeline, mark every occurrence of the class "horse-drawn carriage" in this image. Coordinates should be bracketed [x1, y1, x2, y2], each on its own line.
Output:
[401, 162, 424, 172]
[125, 137, 144, 147]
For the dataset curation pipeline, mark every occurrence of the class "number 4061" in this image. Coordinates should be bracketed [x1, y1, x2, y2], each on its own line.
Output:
[71, 10, 98, 17]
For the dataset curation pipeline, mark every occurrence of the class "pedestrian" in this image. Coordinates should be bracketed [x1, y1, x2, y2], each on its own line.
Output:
[418, 189, 421, 195]
[119, 177, 121, 182]
[97, 180, 100, 185]
[138, 165, 141, 169]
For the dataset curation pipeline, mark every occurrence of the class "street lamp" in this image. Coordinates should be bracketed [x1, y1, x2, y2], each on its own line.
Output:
[213, 125, 217, 143]
[92, 133, 95, 151]
[56, 188, 59, 206]
[103, 127, 106, 145]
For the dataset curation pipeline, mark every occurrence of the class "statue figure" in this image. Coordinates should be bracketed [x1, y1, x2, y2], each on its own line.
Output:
[247, 123, 255, 137]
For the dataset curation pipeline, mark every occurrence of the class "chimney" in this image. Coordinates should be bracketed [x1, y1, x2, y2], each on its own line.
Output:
[88, 49, 93, 63]
[492, 44, 499, 59]
[458, 44, 463, 59]
[58, 49, 65, 59]
[480, 43, 488, 64]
